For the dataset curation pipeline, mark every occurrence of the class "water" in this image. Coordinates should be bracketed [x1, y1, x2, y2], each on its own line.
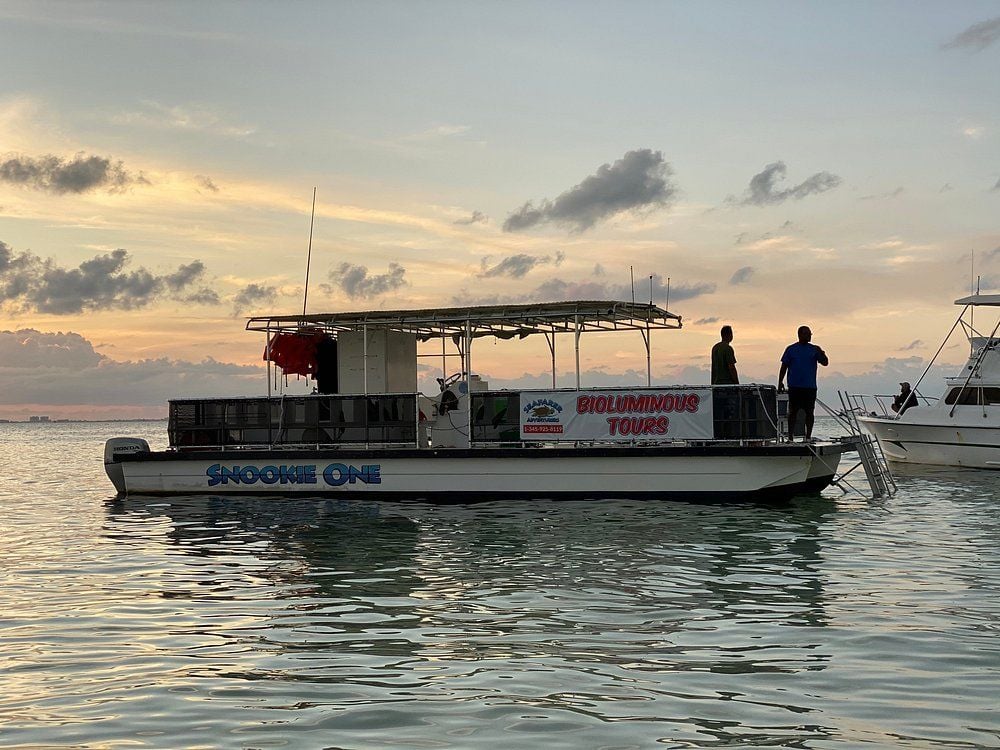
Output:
[2, 422, 998, 749]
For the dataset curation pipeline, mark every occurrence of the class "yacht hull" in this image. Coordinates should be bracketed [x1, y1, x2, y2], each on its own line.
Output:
[858, 415, 1000, 468]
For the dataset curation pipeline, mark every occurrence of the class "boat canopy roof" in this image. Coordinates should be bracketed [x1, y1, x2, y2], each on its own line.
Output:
[955, 294, 1000, 307]
[246, 300, 681, 340]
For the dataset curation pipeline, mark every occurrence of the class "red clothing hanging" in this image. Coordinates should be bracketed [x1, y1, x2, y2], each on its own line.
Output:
[264, 333, 321, 376]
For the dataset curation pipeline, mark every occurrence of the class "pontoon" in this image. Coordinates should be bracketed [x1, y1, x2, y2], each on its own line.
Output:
[104, 301, 860, 500]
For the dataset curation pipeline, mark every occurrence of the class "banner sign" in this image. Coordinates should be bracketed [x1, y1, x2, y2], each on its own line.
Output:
[520, 388, 714, 441]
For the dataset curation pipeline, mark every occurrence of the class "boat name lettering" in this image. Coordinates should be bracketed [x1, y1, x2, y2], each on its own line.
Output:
[206, 463, 381, 487]
[322, 463, 381, 486]
[577, 393, 701, 415]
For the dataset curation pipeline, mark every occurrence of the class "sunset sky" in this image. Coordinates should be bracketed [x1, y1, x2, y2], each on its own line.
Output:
[2, 1, 999, 419]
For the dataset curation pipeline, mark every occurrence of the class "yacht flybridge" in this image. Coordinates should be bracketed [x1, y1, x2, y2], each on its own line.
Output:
[858, 294, 1000, 469]
[104, 301, 861, 500]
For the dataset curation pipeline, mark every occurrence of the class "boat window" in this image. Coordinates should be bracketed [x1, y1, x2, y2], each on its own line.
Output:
[944, 387, 983, 405]
[984, 388, 1000, 404]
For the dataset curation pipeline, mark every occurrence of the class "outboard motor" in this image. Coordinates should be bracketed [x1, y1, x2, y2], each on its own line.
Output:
[104, 438, 150, 495]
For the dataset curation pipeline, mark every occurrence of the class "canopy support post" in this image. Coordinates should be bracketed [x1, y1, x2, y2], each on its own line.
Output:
[574, 315, 581, 389]
[545, 331, 556, 388]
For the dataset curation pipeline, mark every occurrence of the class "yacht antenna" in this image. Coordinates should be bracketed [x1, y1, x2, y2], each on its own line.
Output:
[630, 266, 635, 305]
[970, 250, 975, 356]
[302, 187, 317, 316]
[665, 276, 671, 311]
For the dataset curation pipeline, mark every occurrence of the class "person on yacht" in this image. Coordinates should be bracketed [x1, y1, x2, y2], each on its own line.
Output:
[892, 382, 916, 415]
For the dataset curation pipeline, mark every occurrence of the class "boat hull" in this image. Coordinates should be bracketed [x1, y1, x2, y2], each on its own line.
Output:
[106, 443, 851, 502]
[858, 415, 1000, 469]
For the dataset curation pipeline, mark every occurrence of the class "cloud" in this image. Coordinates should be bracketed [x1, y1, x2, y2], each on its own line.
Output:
[233, 283, 277, 313]
[333, 262, 407, 299]
[163, 260, 206, 291]
[184, 288, 221, 305]
[455, 273, 714, 306]
[503, 149, 677, 233]
[112, 100, 256, 137]
[942, 16, 1000, 51]
[0, 240, 211, 314]
[454, 210, 487, 226]
[479, 252, 564, 279]
[694, 317, 720, 325]
[195, 175, 219, 193]
[0, 328, 262, 410]
[0, 328, 103, 369]
[992, 177, 1000, 192]
[860, 187, 904, 201]
[729, 266, 755, 285]
[0, 152, 146, 194]
[402, 124, 471, 141]
[735, 161, 842, 206]
[899, 340, 924, 351]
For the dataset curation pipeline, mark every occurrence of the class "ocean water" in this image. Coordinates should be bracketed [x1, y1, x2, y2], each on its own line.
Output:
[1, 421, 998, 749]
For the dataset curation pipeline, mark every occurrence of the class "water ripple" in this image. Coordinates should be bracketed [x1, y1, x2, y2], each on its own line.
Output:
[1, 423, 999, 748]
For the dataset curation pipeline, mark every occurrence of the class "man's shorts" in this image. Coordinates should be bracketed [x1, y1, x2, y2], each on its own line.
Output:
[788, 387, 817, 416]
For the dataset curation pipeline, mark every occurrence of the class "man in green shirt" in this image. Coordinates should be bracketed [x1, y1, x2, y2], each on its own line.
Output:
[711, 325, 739, 385]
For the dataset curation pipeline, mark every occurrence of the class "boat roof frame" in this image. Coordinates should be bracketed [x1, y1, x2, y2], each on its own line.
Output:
[246, 300, 681, 339]
[955, 294, 1000, 307]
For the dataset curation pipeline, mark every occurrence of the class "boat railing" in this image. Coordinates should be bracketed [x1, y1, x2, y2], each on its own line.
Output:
[849, 392, 939, 418]
[167, 385, 780, 450]
[168, 394, 421, 450]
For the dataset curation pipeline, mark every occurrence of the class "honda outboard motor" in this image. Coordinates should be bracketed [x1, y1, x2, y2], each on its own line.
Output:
[104, 438, 150, 494]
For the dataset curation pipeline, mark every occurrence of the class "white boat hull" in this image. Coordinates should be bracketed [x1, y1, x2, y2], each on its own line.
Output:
[106, 444, 851, 501]
[858, 412, 1000, 469]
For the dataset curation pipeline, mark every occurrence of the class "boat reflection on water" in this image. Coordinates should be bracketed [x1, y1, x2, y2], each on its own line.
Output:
[104, 494, 836, 667]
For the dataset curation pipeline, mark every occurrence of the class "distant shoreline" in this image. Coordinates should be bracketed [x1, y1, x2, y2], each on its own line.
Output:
[0, 418, 168, 424]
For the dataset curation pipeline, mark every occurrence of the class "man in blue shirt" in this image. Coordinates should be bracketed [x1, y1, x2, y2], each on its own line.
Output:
[778, 326, 829, 440]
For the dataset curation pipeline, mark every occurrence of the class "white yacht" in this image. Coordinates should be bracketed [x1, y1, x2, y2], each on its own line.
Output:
[858, 294, 1000, 468]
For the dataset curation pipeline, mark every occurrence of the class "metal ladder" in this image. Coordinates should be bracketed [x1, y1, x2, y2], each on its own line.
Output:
[824, 392, 897, 499]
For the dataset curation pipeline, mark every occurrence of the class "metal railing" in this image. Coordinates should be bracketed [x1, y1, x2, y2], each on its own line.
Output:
[169, 385, 781, 450]
[169, 394, 419, 449]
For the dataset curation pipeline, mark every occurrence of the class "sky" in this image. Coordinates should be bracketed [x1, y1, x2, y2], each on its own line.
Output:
[1, 0, 999, 419]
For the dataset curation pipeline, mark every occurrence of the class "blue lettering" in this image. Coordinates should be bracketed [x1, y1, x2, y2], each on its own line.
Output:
[206, 464, 343, 487]
[322, 463, 382, 487]
[323, 463, 347, 486]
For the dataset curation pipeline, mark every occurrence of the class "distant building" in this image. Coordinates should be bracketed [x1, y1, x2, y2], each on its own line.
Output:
[28, 415, 51, 423]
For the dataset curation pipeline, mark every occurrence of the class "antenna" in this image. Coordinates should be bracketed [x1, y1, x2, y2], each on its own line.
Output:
[302, 187, 317, 316]
[630, 266, 635, 304]
[971, 250, 975, 354]
[665, 276, 671, 311]
[649, 275, 653, 305]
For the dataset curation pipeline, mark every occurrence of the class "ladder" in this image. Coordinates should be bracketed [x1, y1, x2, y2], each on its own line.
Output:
[823, 392, 897, 499]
